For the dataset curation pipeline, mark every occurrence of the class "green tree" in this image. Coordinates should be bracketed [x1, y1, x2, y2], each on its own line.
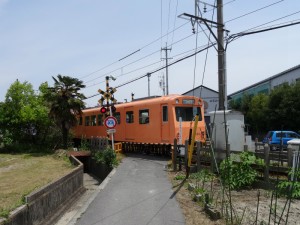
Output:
[44, 75, 86, 149]
[0, 80, 49, 147]
[269, 82, 300, 131]
[247, 94, 269, 136]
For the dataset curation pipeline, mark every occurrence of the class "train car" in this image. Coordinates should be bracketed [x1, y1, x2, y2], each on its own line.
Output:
[73, 94, 206, 153]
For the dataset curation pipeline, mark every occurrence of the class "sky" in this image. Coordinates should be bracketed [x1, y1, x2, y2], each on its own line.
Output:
[0, 0, 299, 107]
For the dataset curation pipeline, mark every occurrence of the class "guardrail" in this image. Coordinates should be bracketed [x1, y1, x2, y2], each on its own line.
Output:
[172, 140, 299, 181]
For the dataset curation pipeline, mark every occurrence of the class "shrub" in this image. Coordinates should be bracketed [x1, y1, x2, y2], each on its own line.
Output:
[93, 146, 118, 168]
[220, 151, 258, 190]
[277, 168, 300, 199]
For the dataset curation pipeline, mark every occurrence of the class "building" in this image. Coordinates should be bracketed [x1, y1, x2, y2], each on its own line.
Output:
[228, 64, 300, 102]
[182, 64, 300, 132]
[182, 85, 219, 125]
[183, 65, 300, 108]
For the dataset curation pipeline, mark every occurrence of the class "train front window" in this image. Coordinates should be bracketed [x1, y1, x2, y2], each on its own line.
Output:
[162, 106, 168, 122]
[175, 107, 201, 121]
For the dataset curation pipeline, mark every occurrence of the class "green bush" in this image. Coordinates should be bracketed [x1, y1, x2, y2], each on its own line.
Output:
[93, 146, 118, 168]
[220, 151, 258, 190]
[277, 168, 300, 199]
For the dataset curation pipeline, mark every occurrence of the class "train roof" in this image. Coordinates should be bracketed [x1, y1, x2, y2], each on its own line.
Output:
[82, 94, 201, 113]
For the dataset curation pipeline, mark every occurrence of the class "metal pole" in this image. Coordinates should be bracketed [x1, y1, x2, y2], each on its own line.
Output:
[161, 43, 171, 96]
[217, 0, 227, 110]
[147, 73, 151, 97]
[109, 106, 115, 150]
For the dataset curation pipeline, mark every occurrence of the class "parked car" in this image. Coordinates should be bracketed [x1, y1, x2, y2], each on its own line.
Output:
[262, 131, 300, 149]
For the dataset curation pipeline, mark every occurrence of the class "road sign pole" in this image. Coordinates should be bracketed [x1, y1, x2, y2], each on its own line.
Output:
[109, 106, 115, 150]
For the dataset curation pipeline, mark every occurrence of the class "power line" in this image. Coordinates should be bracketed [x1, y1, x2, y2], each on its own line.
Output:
[116, 43, 217, 88]
[227, 19, 300, 43]
[86, 14, 300, 99]
[85, 42, 217, 100]
[80, 0, 243, 86]
[84, 1, 295, 99]
[225, 0, 285, 24]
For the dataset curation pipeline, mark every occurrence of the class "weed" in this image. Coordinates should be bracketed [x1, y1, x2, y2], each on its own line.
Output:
[0, 209, 10, 218]
[220, 151, 258, 190]
[174, 174, 186, 180]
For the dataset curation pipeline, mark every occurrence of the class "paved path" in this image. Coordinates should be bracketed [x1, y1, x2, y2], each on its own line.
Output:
[74, 154, 185, 225]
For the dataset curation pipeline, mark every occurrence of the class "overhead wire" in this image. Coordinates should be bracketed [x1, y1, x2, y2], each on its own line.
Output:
[226, 11, 300, 46]
[225, 0, 285, 24]
[199, 0, 217, 98]
[84, 0, 294, 100]
[85, 42, 217, 99]
[170, 0, 179, 49]
[86, 39, 217, 89]
[80, 0, 241, 87]
[115, 43, 217, 89]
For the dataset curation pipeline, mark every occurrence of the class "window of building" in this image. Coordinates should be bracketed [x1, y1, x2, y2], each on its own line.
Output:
[126, 111, 134, 123]
[79, 116, 83, 125]
[139, 109, 149, 124]
[85, 116, 90, 126]
[162, 106, 168, 122]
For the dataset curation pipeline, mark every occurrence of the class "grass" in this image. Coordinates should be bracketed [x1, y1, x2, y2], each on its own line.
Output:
[0, 153, 75, 218]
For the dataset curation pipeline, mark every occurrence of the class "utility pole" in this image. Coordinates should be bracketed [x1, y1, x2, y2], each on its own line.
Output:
[180, 0, 227, 110]
[217, 0, 227, 110]
[147, 73, 151, 97]
[161, 43, 172, 95]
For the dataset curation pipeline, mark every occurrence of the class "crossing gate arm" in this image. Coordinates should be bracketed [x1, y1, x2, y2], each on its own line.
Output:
[114, 143, 122, 153]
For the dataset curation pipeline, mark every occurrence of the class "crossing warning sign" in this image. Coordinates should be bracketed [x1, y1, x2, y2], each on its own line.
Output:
[104, 116, 117, 129]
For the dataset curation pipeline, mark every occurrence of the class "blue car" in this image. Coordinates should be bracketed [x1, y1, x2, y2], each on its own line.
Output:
[262, 131, 300, 148]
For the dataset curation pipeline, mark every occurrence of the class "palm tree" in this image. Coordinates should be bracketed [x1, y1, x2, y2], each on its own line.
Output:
[45, 75, 86, 149]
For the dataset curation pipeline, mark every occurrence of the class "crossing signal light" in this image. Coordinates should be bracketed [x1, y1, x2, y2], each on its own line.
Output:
[100, 107, 107, 114]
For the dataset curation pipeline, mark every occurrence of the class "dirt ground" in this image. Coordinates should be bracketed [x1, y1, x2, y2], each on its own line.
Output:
[168, 170, 300, 225]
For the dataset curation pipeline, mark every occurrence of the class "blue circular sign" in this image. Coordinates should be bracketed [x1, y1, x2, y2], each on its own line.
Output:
[104, 116, 117, 129]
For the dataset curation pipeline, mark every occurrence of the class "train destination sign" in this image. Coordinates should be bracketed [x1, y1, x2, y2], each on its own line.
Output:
[104, 116, 117, 129]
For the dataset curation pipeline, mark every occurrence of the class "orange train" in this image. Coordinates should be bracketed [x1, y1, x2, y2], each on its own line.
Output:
[73, 94, 206, 153]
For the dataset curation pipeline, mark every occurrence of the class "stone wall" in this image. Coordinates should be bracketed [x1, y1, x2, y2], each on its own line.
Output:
[0, 156, 85, 225]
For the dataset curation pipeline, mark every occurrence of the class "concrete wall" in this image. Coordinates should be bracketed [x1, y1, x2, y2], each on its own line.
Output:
[0, 156, 85, 225]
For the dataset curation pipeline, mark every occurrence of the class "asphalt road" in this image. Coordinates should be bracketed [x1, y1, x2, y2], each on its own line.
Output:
[75, 154, 185, 225]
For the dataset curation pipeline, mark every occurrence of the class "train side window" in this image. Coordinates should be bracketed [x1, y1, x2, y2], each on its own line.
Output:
[97, 114, 103, 126]
[91, 115, 96, 126]
[79, 116, 83, 125]
[139, 109, 149, 124]
[162, 106, 168, 122]
[114, 112, 121, 124]
[85, 116, 90, 126]
[126, 111, 134, 123]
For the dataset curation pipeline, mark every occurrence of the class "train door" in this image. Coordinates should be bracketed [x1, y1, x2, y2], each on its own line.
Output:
[124, 107, 135, 141]
[161, 105, 169, 142]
